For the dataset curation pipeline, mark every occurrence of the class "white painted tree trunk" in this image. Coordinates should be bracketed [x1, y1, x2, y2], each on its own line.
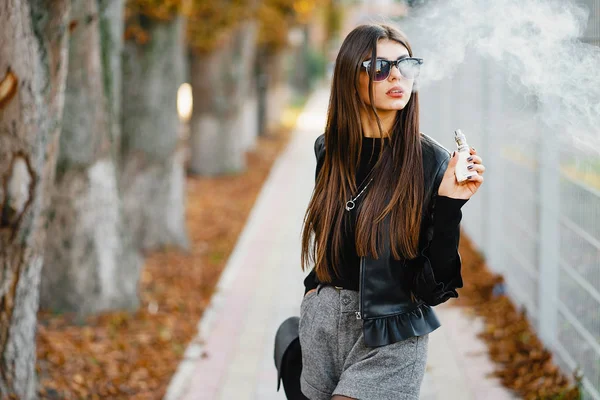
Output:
[121, 16, 189, 251]
[39, 0, 142, 316]
[0, 1, 71, 398]
[265, 51, 290, 132]
[240, 94, 259, 151]
[236, 22, 259, 152]
[188, 22, 258, 176]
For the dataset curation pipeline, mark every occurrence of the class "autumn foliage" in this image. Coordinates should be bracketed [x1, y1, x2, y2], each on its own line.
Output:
[124, 0, 320, 52]
[455, 235, 582, 399]
[36, 126, 296, 399]
[124, 0, 181, 44]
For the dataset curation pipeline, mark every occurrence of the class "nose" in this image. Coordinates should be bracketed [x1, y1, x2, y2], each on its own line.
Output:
[389, 64, 402, 80]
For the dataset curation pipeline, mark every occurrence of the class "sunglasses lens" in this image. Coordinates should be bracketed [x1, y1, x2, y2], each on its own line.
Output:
[398, 59, 421, 79]
[373, 60, 390, 81]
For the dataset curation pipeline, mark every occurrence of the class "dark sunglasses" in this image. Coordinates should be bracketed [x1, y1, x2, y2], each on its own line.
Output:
[362, 57, 424, 81]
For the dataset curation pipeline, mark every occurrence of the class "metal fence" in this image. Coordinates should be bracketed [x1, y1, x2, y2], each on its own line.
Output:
[417, 2, 600, 398]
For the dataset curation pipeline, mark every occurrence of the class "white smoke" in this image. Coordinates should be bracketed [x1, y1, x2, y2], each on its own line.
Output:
[402, 0, 600, 151]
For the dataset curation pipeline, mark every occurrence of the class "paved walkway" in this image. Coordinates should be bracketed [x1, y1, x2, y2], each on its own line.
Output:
[164, 87, 520, 400]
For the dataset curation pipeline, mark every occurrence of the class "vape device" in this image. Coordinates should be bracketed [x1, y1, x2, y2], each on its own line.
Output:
[454, 129, 475, 183]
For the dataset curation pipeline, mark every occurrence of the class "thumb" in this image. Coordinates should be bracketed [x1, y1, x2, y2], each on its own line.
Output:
[448, 151, 458, 167]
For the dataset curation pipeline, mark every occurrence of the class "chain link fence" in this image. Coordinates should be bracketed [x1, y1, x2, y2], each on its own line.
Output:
[418, 2, 599, 397]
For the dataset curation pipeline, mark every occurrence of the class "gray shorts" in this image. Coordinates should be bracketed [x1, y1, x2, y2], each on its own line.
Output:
[299, 284, 429, 400]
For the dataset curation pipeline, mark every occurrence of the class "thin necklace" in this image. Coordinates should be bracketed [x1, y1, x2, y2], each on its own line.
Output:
[345, 177, 374, 211]
[345, 137, 382, 211]
[345, 167, 376, 211]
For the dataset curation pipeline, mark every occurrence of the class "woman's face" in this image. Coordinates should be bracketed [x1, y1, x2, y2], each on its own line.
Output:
[358, 39, 414, 112]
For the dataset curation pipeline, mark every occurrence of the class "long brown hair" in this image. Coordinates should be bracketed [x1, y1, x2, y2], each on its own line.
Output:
[300, 23, 425, 283]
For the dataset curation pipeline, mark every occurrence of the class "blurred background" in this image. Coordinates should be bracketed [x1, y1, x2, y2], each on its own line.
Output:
[1, 0, 599, 399]
[410, 1, 600, 398]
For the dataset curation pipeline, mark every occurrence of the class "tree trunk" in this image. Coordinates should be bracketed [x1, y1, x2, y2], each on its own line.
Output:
[266, 50, 290, 132]
[99, 0, 125, 157]
[0, 1, 71, 398]
[39, 0, 142, 316]
[236, 21, 259, 152]
[188, 21, 258, 176]
[121, 16, 189, 251]
[256, 48, 290, 136]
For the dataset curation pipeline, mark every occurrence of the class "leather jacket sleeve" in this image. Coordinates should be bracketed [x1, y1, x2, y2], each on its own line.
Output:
[409, 195, 467, 306]
[314, 133, 326, 182]
[408, 153, 468, 306]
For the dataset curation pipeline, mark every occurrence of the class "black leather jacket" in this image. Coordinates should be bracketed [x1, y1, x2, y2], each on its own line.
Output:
[307, 133, 467, 347]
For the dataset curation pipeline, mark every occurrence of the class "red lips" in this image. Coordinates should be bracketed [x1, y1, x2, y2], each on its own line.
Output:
[386, 86, 404, 94]
[386, 86, 405, 97]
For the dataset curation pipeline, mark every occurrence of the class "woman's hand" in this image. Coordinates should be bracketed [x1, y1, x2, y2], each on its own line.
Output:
[437, 147, 485, 200]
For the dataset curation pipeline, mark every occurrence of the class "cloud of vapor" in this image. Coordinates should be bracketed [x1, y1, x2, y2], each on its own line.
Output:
[402, 0, 600, 150]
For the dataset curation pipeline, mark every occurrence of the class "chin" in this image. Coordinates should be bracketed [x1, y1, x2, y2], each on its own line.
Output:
[380, 102, 408, 111]
[377, 97, 410, 110]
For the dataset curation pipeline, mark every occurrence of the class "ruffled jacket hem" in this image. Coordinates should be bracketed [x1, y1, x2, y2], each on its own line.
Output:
[362, 303, 441, 347]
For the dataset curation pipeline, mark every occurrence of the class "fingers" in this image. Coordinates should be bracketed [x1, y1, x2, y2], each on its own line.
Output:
[467, 154, 483, 164]
[469, 147, 477, 155]
[467, 163, 486, 175]
[466, 174, 484, 184]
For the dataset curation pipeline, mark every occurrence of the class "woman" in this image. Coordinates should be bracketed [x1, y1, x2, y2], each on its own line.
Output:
[299, 24, 485, 400]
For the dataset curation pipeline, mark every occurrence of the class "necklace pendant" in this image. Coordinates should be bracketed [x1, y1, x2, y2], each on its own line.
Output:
[345, 200, 355, 211]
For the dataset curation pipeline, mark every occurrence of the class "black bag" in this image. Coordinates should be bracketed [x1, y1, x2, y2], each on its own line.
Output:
[274, 316, 309, 399]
